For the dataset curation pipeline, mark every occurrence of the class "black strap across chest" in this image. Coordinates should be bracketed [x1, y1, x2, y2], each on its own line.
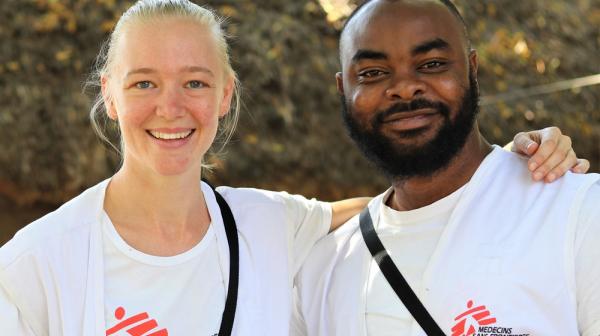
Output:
[205, 180, 239, 336]
[359, 206, 446, 336]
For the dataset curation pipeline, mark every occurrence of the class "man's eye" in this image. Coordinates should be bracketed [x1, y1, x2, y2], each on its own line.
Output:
[186, 80, 205, 89]
[420, 61, 446, 69]
[359, 70, 385, 78]
[135, 81, 154, 89]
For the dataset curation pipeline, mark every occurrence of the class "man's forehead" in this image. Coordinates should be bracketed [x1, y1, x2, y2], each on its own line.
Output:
[340, 0, 465, 63]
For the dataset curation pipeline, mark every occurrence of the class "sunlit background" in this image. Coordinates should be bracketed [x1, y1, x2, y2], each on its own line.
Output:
[318, 0, 354, 22]
[1, 0, 599, 244]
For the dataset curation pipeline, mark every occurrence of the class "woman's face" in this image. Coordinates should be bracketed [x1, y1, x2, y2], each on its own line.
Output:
[103, 18, 233, 177]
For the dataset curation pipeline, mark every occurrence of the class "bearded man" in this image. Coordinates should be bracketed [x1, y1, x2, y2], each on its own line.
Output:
[293, 1, 600, 335]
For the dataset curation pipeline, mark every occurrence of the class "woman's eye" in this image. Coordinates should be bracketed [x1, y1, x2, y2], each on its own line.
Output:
[135, 81, 154, 89]
[186, 80, 205, 89]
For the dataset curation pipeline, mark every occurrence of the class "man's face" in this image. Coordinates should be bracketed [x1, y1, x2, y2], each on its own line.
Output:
[338, 0, 479, 179]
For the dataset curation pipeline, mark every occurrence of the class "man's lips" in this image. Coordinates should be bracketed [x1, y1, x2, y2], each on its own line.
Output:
[381, 108, 438, 122]
[380, 108, 440, 131]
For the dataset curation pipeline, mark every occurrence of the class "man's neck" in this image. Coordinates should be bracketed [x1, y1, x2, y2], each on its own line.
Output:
[388, 130, 492, 211]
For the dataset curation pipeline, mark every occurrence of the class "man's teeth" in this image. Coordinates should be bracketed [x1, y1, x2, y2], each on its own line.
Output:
[149, 130, 193, 140]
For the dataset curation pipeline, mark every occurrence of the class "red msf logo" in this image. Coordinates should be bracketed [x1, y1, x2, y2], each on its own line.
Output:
[451, 300, 497, 336]
[106, 306, 169, 336]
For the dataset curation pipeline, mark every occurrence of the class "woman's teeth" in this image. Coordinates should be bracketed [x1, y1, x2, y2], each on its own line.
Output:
[148, 130, 193, 140]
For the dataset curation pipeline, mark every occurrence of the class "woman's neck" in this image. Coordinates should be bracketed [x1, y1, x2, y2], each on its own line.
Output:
[103, 163, 211, 256]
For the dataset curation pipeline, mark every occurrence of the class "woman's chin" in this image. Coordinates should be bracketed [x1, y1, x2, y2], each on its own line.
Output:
[152, 159, 199, 177]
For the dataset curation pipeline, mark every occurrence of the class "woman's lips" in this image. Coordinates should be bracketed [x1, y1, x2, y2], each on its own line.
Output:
[146, 129, 196, 148]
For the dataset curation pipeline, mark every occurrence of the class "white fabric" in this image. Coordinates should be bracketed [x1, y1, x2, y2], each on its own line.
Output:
[102, 213, 225, 335]
[0, 180, 332, 336]
[574, 183, 600, 336]
[366, 185, 464, 335]
[294, 147, 600, 336]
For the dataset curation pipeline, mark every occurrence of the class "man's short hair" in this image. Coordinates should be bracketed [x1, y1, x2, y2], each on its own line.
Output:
[341, 0, 471, 49]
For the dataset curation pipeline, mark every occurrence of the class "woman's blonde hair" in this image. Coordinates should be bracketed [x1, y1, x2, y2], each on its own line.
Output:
[87, 0, 241, 155]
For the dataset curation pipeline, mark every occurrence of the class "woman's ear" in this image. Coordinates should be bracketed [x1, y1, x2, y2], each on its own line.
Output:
[219, 76, 235, 118]
[101, 75, 117, 120]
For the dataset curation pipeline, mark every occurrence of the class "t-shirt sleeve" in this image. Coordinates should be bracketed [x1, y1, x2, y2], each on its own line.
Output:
[575, 181, 600, 336]
[0, 282, 35, 335]
[278, 192, 332, 276]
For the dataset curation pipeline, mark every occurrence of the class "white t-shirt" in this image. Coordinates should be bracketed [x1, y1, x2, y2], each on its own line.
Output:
[0, 180, 332, 335]
[102, 214, 225, 336]
[365, 183, 600, 335]
[100, 186, 332, 335]
[366, 185, 465, 335]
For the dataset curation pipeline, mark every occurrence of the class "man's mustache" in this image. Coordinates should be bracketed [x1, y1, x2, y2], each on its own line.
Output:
[375, 98, 449, 124]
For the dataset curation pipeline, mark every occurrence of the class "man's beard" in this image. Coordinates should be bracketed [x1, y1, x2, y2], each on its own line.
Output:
[341, 72, 480, 180]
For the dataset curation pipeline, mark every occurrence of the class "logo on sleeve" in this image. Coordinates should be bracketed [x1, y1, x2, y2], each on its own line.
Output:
[106, 306, 169, 336]
[451, 300, 529, 336]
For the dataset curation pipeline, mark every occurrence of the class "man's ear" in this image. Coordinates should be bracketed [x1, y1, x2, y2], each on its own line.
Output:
[219, 76, 235, 118]
[101, 76, 117, 120]
[335, 72, 345, 96]
[468, 49, 478, 79]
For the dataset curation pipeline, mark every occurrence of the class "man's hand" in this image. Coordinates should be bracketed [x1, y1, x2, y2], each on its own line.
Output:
[511, 127, 590, 183]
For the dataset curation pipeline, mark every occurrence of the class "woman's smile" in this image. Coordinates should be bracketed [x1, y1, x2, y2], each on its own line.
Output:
[146, 128, 197, 149]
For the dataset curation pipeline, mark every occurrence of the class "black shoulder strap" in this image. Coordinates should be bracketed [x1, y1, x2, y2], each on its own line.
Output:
[203, 179, 239, 336]
[359, 207, 446, 336]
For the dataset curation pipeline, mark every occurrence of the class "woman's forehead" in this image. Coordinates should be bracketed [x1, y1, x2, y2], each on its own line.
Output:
[112, 18, 221, 75]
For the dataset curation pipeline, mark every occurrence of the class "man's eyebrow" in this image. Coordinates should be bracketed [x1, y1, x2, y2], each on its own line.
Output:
[351, 49, 388, 63]
[411, 38, 451, 56]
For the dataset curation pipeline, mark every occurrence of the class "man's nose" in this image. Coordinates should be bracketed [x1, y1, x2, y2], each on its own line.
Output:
[385, 73, 426, 101]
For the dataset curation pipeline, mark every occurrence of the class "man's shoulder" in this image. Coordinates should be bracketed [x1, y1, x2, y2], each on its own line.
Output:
[319, 213, 361, 249]
[584, 179, 600, 196]
[577, 179, 600, 224]
[299, 193, 385, 277]
[299, 214, 355, 270]
[481, 147, 599, 191]
[313, 192, 388, 254]
[486, 147, 533, 177]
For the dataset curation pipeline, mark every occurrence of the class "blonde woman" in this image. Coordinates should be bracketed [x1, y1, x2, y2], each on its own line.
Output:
[0, 1, 587, 335]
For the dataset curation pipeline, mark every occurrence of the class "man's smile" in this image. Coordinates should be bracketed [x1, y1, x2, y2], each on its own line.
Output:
[380, 108, 441, 131]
